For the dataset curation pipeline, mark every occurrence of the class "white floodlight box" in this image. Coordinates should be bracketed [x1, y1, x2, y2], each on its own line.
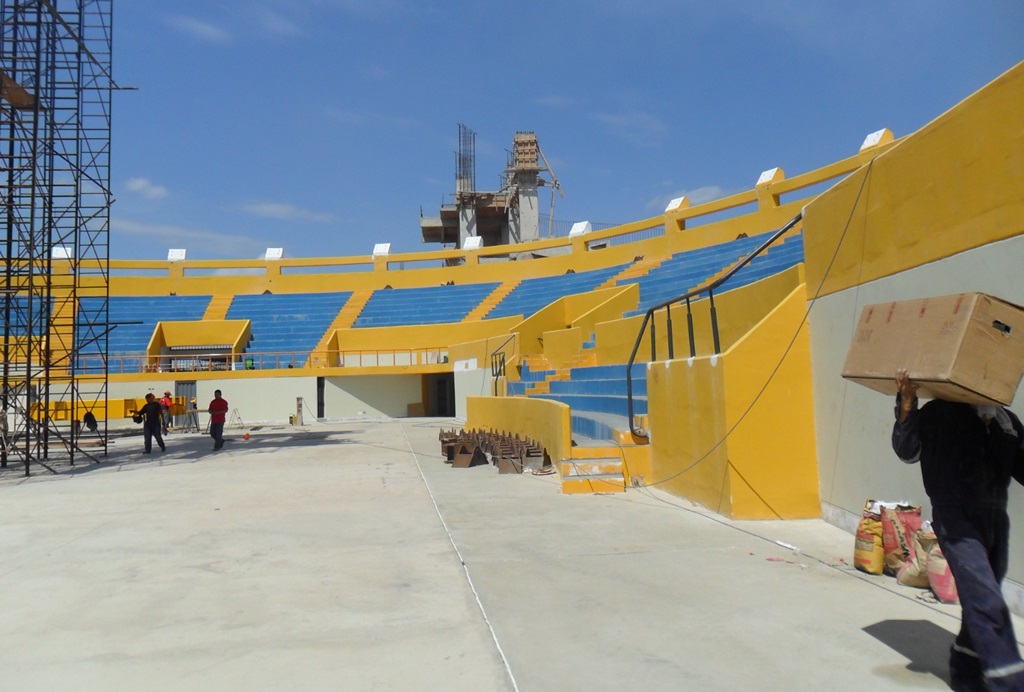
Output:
[372, 243, 391, 257]
[568, 221, 592, 237]
[463, 236, 483, 250]
[264, 247, 284, 260]
[167, 248, 187, 262]
[664, 196, 688, 212]
[51, 246, 73, 260]
[757, 168, 781, 186]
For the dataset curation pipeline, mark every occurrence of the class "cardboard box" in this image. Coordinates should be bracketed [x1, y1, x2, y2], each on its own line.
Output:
[841, 293, 1024, 405]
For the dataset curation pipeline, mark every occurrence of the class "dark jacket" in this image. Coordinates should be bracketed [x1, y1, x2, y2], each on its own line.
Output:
[892, 396, 1024, 509]
[141, 400, 163, 427]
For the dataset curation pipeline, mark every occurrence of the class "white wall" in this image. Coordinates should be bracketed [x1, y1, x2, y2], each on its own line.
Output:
[196, 377, 318, 424]
[454, 368, 490, 421]
[324, 375, 422, 418]
[809, 234, 1024, 592]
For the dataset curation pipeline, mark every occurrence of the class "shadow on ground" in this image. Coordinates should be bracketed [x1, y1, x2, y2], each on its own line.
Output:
[863, 619, 954, 686]
[0, 426, 365, 484]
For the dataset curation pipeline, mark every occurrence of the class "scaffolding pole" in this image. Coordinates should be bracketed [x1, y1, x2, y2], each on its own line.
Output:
[1, 0, 113, 476]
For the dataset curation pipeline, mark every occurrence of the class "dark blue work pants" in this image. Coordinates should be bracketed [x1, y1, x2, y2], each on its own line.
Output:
[933, 504, 1024, 691]
[143, 421, 165, 453]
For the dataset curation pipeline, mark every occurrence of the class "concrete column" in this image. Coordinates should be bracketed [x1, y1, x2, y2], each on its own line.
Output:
[459, 204, 477, 249]
[515, 172, 540, 243]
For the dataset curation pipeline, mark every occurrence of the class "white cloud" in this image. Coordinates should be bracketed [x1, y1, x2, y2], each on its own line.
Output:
[241, 202, 334, 223]
[251, 6, 302, 37]
[165, 15, 231, 43]
[124, 177, 169, 200]
[591, 110, 667, 148]
[111, 218, 266, 257]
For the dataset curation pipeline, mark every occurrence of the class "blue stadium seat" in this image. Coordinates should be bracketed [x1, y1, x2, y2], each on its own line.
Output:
[226, 291, 352, 366]
[353, 283, 499, 327]
[486, 264, 628, 320]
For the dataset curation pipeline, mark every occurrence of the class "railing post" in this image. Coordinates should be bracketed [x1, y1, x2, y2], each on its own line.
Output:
[666, 304, 674, 360]
[650, 314, 657, 362]
[685, 296, 696, 358]
[709, 289, 721, 354]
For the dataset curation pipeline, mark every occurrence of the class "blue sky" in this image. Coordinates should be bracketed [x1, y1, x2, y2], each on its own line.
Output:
[111, 1, 1024, 261]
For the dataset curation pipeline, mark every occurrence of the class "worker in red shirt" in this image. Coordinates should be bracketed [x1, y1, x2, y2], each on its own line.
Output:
[159, 391, 173, 434]
[207, 389, 229, 450]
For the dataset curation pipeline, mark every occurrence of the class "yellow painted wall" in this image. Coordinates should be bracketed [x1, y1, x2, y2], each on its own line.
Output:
[449, 332, 519, 375]
[542, 327, 583, 368]
[570, 284, 639, 340]
[804, 61, 1024, 298]
[148, 320, 251, 361]
[720, 285, 819, 518]
[465, 395, 572, 468]
[331, 318, 519, 353]
[646, 286, 819, 519]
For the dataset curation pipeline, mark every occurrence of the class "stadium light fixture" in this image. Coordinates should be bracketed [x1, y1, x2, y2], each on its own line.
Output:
[664, 196, 688, 213]
[51, 246, 73, 260]
[372, 243, 391, 258]
[463, 236, 483, 250]
[167, 248, 186, 262]
[860, 128, 894, 152]
[264, 247, 284, 260]
[568, 221, 592, 237]
[756, 167, 783, 186]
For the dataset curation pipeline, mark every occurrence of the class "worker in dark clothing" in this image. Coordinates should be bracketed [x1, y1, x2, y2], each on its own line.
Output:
[82, 411, 99, 437]
[893, 368, 1024, 691]
[140, 393, 166, 454]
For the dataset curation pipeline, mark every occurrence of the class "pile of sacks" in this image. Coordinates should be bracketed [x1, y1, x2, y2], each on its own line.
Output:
[853, 500, 958, 603]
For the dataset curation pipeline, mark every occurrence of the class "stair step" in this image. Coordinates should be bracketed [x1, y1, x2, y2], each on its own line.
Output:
[562, 473, 626, 494]
[561, 458, 623, 477]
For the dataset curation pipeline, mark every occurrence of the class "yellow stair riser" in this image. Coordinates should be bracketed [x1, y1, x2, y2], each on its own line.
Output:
[561, 460, 623, 476]
[562, 477, 627, 494]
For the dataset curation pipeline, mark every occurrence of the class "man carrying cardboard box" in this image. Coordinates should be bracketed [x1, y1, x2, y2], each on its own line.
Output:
[893, 368, 1024, 691]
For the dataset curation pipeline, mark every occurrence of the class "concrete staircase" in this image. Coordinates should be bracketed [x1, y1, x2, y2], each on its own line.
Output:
[561, 445, 627, 494]
[203, 295, 234, 320]
[308, 290, 373, 367]
[465, 281, 519, 321]
[597, 255, 664, 289]
[334, 290, 374, 329]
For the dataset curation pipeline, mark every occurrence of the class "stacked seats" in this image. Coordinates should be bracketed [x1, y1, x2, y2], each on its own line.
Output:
[713, 233, 805, 294]
[506, 360, 554, 396]
[353, 282, 499, 327]
[226, 291, 352, 366]
[621, 232, 772, 314]
[532, 363, 648, 441]
[77, 295, 211, 370]
[486, 264, 627, 320]
[2, 295, 48, 337]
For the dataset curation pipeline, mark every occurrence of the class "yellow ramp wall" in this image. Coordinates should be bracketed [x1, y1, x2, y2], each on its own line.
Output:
[465, 395, 572, 470]
[647, 286, 819, 519]
[514, 285, 639, 357]
[333, 318, 520, 353]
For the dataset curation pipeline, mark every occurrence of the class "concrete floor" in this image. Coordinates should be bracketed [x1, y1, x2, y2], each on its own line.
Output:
[0, 419, 1020, 690]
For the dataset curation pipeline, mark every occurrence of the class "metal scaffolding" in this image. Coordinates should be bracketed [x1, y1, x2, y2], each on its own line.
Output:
[1, 0, 113, 476]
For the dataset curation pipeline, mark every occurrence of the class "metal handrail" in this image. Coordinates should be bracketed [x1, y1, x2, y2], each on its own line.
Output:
[625, 212, 803, 439]
[489, 332, 517, 396]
